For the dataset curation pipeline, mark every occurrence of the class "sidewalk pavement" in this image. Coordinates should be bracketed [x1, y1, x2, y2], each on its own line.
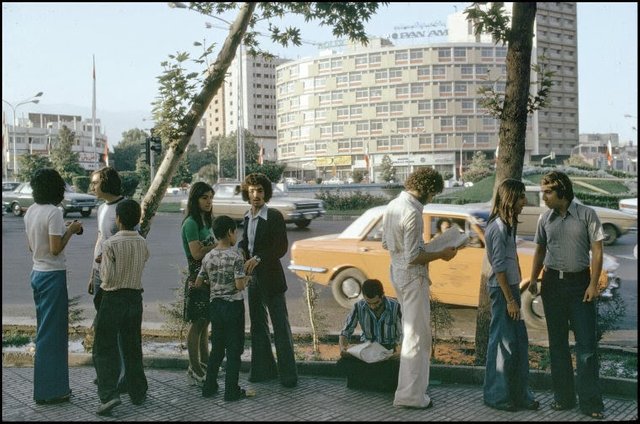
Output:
[3, 353, 637, 422]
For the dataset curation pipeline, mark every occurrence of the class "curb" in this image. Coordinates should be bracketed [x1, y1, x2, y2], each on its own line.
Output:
[3, 351, 636, 400]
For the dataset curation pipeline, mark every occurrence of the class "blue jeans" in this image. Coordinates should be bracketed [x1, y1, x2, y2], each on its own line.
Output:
[205, 299, 245, 397]
[541, 269, 603, 413]
[484, 285, 534, 408]
[93, 289, 147, 404]
[248, 279, 297, 385]
[31, 270, 70, 402]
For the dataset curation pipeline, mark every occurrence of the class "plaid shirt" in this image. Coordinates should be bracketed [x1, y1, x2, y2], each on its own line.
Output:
[340, 297, 402, 348]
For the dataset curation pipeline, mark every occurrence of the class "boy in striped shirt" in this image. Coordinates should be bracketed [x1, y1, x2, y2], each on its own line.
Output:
[93, 199, 149, 416]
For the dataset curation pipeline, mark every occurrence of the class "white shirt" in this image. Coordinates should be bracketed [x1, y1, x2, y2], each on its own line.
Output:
[24, 203, 66, 271]
[245, 205, 268, 256]
[92, 197, 125, 271]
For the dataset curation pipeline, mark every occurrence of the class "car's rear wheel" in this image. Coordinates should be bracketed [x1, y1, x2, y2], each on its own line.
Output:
[602, 224, 618, 246]
[331, 268, 366, 309]
[294, 219, 311, 229]
[521, 281, 546, 330]
[81, 210, 91, 217]
[12, 203, 23, 217]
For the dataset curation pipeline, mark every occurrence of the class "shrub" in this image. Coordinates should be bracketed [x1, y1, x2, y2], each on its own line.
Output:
[120, 171, 140, 197]
[315, 190, 390, 211]
[72, 176, 90, 193]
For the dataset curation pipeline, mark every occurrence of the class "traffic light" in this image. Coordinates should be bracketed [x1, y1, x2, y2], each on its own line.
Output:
[142, 137, 151, 165]
[150, 136, 162, 155]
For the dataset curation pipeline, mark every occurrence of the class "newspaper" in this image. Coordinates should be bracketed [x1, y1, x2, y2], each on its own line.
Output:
[424, 225, 470, 253]
[347, 341, 394, 363]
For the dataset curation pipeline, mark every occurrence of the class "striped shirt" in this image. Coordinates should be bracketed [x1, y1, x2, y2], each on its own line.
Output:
[534, 201, 604, 272]
[340, 297, 402, 347]
[100, 230, 149, 291]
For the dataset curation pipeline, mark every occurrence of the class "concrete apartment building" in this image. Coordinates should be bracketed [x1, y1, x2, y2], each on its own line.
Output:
[275, 2, 579, 182]
[2, 112, 107, 178]
[204, 49, 288, 164]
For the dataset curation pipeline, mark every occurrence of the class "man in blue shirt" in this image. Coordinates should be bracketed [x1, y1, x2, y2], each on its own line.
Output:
[337, 279, 402, 392]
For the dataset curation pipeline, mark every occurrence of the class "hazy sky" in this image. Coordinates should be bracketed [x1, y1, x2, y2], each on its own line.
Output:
[2, 2, 637, 146]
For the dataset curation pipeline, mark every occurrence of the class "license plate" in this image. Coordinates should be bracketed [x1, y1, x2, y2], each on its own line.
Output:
[82, 207, 89, 212]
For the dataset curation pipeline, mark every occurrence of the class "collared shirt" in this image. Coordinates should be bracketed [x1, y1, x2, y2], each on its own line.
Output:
[245, 205, 268, 256]
[340, 297, 402, 347]
[100, 230, 149, 291]
[485, 217, 520, 287]
[382, 191, 427, 277]
[534, 201, 604, 272]
[198, 247, 245, 302]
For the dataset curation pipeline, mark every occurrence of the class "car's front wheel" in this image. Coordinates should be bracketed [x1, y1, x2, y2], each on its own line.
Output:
[521, 281, 547, 330]
[294, 219, 311, 229]
[602, 224, 618, 246]
[12, 203, 23, 217]
[331, 268, 366, 309]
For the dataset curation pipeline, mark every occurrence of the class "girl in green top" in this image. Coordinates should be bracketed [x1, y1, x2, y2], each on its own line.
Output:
[181, 182, 216, 386]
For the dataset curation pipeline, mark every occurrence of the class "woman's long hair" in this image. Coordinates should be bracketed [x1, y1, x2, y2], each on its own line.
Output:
[488, 178, 525, 236]
[182, 181, 214, 229]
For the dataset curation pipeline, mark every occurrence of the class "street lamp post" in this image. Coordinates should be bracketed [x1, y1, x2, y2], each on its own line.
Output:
[2, 92, 44, 178]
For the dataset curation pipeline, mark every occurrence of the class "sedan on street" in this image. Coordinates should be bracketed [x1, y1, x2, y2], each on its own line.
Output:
[3, 182, 99, 217]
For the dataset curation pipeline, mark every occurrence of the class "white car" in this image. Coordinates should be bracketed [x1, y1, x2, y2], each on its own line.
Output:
[618, 197, 637, 216]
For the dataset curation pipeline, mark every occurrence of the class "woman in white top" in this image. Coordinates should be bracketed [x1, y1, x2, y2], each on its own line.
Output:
[24, 168, 83, 404]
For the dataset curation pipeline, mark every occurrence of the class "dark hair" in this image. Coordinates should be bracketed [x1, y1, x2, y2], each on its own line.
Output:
[489, 178, 526, 235]
[436, 217, 452, 233]
[405, 168, 444, 196]
[92, 166, 121, 196]
[31, 168, 65, 205]
[241, 173, 273, 202]
[212, 215, 237, 240]
[541, 170, 574, 202]
[183, 181, 214, 229]
[116, 199, 141, 230]
[362, 279, 384, 298]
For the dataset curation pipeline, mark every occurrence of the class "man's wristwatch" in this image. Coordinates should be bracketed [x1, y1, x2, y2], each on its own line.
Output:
[254, 255, 261, 264]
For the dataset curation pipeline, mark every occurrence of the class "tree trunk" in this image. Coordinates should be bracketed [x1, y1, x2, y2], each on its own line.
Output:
[474, 2, 536, 366]
[139, 2, 257, 237]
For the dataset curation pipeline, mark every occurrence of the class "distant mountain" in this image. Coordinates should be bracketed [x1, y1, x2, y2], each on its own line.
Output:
[2, 103, 149, 148]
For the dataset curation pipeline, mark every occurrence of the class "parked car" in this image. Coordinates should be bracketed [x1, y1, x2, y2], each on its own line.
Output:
[466, 186, 637, 246]
[288, 203, 620, 330]
[519, 186, 637, 245]
[2, 182, 99, 217]
[2, 181, 21, 192]
[180, 182, 325, 228]
[322, 177, 345, 185]
[618, 197, 637, 216]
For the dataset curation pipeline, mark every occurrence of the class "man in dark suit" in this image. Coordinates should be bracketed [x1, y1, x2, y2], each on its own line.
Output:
[239, 173, 298, 388]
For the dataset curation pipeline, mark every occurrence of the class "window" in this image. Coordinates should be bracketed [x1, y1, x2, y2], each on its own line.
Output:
[395, 51, 408, 63]
[375, 70, 388, 81]
[355, 89, 368, 102]
[410, 49, 423, 62]
[434, 134, 447, 146]
[331, 58, 343, 69]
[318, 60, 330, 71]
[438, 48, 451, 61]
[481, 47, 493, 60]
[418, 134, 432, 148]
[370, 88, 382, 100]
[439, 83, 452, 97]
[440, 117, 453, 131]
[390, 136, 404, 148]
[333, 123, 344, 134]
[389, 69, 402, 80]
[411, 83, 424, 97]
[369, 53, 381, 66]
[356, 122, 369, 134]
[350, 72, 362, 84]
[370, 120, 383, 133]
[417, 66, 430, 79]
[461, 100, 474, 113]
[455, 117, 468, 130]
[350, 105, 363, 116]
[396, 118, 410, 132]
[454, 83, 467, 96]
[461, 65, 474, 79]
[433, 100, 447, 113]
[376, 104, 389, 116]
[390, 102, 404, 114]
[412, 117, 425, 130]
[396, 85, 409, 98]
[454, 47, 467, 61]
[418, 100, 431, 113]
[336, 107, 349, 119]
[432, 65, 446, 79]
[336, 74, 349, 86]
[355, 55, 367, 67]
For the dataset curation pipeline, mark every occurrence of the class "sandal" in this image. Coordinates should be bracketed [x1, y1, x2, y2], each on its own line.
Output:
[550, 401, 572, 411]
[584, 411, 605, 420]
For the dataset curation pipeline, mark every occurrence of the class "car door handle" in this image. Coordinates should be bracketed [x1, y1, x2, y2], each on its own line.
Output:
[359, 247, 369, 252]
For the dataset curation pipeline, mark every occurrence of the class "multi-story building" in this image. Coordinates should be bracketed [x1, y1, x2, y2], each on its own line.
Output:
[2, 112, 107, 178]
[204, 49, 288, 163]
[275, 2, 578, 183]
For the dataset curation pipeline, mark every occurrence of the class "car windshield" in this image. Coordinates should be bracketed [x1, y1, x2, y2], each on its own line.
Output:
[339, 207, 385, 239]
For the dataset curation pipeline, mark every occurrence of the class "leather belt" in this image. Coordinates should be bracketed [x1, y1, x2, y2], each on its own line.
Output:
[545, 267, 589, 280]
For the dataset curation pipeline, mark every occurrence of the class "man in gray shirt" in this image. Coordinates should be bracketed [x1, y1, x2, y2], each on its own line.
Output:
[528, 171, 605, 420]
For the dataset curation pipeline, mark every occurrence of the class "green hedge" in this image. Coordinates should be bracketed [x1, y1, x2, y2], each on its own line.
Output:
[315, 190, 390, 211]
[574, 192, 631, 210]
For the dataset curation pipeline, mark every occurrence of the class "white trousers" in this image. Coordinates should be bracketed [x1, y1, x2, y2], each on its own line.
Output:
[391, 266, 432, 408]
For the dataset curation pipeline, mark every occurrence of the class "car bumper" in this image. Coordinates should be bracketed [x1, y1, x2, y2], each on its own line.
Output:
[285, 210, 325, 221]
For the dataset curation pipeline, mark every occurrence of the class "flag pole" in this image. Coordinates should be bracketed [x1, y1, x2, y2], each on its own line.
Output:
[92, 55, 98, 169]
